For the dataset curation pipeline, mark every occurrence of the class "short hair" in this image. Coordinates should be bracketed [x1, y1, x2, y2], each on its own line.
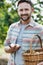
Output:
[18, 0, 33, 7]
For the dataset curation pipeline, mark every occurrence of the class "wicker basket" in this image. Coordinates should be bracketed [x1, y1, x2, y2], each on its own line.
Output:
[22, 35, 43, 65]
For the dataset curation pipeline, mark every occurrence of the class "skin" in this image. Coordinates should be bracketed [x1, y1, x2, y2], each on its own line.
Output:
[18, 2, 34, 24]
[5, 2, 34, 53]
[5, 45, 21, 53]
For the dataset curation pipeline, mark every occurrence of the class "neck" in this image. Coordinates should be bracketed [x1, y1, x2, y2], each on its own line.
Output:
[21, 17, 31, 25]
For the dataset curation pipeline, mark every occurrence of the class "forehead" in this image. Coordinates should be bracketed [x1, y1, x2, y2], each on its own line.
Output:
[18, 2, 31, 9]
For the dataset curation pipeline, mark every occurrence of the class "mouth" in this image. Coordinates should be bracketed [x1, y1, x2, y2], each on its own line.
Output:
[20, 15, 30, 21]
[21, 14, 28, 16]
[22, 15, 27, 17]
[21, 15, 28, 19]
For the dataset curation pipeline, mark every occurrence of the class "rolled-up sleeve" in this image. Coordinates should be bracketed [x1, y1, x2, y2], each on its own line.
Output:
[4, 25, 12, 46]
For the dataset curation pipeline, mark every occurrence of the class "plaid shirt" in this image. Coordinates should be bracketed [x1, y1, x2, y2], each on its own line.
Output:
[4, 18, 43, 65]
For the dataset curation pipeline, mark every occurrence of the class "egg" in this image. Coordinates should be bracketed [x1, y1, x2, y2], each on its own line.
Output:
[35, 52, 39, 54]
[16, 44, 20, 47]
[10, 44, 16, 47]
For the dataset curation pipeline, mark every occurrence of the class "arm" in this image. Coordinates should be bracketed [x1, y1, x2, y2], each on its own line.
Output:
[4, 25, 15, 53]
[4, 24, 21, 53]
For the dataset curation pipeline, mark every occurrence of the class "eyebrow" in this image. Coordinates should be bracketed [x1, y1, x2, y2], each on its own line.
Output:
[19, 8, 29, 10]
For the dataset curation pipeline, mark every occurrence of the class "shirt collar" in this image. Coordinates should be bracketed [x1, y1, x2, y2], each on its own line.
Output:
[27, 18, 35, 27]
[18, 17, 35, 27]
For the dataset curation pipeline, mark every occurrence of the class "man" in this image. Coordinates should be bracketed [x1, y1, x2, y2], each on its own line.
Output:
[4, 0, 43, 65]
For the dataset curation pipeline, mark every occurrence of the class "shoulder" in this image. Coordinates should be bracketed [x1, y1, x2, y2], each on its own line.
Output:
[34, 22, 43, 30]
[10, 21, 19, 28]
[7, 21, 20, 33]
[9, 21, 20, 29]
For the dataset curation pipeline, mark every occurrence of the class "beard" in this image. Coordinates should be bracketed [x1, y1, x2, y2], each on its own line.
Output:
[20, 14, 31, 21]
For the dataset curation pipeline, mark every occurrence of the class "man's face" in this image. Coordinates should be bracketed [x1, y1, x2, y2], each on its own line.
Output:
[18, 2, 33, 21]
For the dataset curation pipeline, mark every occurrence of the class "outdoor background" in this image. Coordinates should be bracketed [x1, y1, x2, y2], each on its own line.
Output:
[0, 0, 43, 56]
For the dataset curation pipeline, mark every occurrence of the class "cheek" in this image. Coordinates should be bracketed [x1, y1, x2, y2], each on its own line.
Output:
[18, 11, 22, 16]
[27, 9, 32, 14]
[28, 10, 32, 15]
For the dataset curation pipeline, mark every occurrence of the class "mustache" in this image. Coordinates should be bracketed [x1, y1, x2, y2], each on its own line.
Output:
[21, 14, 28, 16]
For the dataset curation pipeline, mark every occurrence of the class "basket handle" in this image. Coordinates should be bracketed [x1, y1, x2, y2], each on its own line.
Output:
[30, 34, 42, 54]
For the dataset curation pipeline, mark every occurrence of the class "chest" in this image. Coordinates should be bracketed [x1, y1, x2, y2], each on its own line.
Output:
[10, 26, 41, 44]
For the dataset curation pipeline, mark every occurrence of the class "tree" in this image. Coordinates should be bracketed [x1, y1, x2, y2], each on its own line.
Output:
[32, 0, 43, 24]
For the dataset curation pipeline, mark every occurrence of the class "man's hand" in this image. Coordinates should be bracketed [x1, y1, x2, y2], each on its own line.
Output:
[37, 62, 43, 65]
[4, 44, 21, 53]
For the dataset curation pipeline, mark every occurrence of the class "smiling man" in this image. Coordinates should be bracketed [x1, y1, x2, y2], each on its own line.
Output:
[4, 0, 43, 65]
[18, 0, 33, 24]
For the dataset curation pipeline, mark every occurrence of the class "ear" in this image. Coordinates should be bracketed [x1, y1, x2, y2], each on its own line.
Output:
[32, 7, 34, 13]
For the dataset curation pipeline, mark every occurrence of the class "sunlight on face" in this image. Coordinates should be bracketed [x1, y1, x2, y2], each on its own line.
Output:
[18, 2, 33, 21]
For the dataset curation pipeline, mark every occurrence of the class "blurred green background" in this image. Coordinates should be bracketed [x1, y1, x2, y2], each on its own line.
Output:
[0, 0, 43, 47]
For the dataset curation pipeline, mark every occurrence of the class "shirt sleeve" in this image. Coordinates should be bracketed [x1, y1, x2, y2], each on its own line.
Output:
[4, 25, 12, 46]
[38, 25, 43, 47]
[40, 31, 43, 47]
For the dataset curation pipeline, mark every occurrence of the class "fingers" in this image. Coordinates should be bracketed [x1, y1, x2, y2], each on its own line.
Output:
[9, 44, 21, 53]
[13, 44, 21, 52]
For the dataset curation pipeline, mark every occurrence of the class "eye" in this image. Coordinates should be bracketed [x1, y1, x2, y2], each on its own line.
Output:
[25, 9, 29, 11]
[19, 9, 23, 11]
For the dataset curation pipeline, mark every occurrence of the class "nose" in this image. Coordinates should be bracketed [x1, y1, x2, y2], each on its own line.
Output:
[22, 10, 26, 14]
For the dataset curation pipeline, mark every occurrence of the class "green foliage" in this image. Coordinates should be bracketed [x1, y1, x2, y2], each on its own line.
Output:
[0, 0, 43, 46]
[32, 0, 43, 24]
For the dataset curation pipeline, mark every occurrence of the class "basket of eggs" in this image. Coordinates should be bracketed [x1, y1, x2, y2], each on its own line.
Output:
[22, 35, 43, 65]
